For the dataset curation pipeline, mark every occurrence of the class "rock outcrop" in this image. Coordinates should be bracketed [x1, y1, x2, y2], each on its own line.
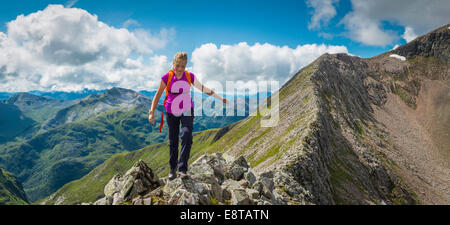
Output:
[93, 160, 163, 205]
[92, 153, 304, 205]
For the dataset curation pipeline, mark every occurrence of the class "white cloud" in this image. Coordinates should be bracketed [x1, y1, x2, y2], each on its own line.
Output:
[65, 0, 79, 8]
[339, 0, 450, 46]
[307, 0, 339, 30]
[318, 32, 334, 39]
[134, 27, 175, 50]
[402, 26, 417, 43]
[191, 42, 348, 94]
[340, 13, 396, 46]
[123, 19, 141, 28]
[0, 4, 174, 92]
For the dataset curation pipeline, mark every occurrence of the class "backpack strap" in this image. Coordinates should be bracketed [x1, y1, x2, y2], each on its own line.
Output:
[165, 70, 174, 95]
[159, 70, 192, 132]
[159, 70, 174, 132]
[185, 71, 192, 86]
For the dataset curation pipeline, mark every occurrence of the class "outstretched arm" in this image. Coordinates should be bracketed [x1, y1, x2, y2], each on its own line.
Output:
[193, 77, 230, 104]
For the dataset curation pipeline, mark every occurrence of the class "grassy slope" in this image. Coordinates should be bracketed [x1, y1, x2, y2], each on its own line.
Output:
[0, 103, 37, 142]
[1, 104, 165, 202]
[0, 168, 29, 205]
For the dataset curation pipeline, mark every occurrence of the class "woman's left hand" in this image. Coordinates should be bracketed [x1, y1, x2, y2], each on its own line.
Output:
[222, 97, 231, 105]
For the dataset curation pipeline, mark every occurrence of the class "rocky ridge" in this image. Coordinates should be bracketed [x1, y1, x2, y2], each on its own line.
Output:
[91, 153, 298, 205]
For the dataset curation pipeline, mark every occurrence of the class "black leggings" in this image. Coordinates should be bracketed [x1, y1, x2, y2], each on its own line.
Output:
[166, 107, 194, 173]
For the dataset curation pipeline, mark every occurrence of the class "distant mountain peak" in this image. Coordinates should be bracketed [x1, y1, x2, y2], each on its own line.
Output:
[40, 86, 152, 130]
[6, 92, 54, 105]
[107, 86, 134, 94]
[103, 87, 147, 100]
[390, 23, 450, 63]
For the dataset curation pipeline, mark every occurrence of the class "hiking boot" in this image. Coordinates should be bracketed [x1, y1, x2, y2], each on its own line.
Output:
[168, 170, 177, 180]
[178, 171, 188, 178]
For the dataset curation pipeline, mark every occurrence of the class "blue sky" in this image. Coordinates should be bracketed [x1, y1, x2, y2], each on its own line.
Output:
[0, 0, 448, 92]
[0, 0, 401, 60]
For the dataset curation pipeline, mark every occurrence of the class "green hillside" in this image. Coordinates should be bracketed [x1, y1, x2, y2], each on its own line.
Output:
[0, 103, 37, 143]
[0, 168, 29, 205]
[1, 104, 164, 202]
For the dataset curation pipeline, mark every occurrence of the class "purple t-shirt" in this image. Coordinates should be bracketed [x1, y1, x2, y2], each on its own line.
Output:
[161, 71, 195, 114]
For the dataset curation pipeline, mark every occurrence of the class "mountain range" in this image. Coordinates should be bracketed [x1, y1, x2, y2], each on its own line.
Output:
[1, 24, 449, 205]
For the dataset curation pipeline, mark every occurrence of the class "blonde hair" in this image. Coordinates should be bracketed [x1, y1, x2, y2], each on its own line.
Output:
[174, 52, 188, 64]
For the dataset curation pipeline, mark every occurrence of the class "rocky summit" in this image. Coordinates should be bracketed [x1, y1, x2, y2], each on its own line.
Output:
[91, 153, 299, 205]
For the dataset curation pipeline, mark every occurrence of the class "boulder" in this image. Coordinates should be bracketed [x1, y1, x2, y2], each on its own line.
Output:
[94, 153, 287, 205]
[231, 189, 251, 205]
[94, 160, 162, 205]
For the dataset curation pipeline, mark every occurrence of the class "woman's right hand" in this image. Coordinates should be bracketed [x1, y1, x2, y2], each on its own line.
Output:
[148, 112, 155, 125]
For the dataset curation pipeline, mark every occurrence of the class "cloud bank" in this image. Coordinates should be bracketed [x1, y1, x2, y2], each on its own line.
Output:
[0, 4, 174, 92]
[191, 42, 348, 94]
[0, 4, 348, 93]
[308, 0, 450, 46]
[307, 0, 339, 30]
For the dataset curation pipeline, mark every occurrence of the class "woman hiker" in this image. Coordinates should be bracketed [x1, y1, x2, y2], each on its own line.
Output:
[148, 52, 230, 180]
